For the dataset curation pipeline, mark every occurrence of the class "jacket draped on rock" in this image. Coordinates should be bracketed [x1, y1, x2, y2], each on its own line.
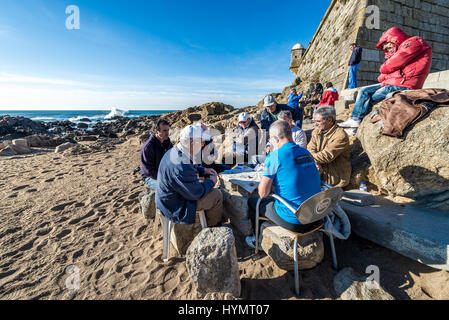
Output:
[307, 124, 351, 188]
[376, 27, 432, 90]
[371, 88, 449, 138]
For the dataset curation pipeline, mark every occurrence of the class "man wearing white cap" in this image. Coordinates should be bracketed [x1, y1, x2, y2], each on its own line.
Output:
[260, 95, 301, 131]
[156, 124, 223, 226]
[233, 112, 260, 162]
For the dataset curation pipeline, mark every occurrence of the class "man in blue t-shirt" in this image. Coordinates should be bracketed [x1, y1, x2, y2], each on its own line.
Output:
[245, 120, 322, 248]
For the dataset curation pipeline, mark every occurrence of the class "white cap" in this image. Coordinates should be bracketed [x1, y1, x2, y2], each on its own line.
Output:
[180, 124, 212, 141]
[263, 95, 276, 107]
[238, 112, 250, 123]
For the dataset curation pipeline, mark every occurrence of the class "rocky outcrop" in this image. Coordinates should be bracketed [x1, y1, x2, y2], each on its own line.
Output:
[357, 106, 449, 212]
[333, 267, 394, 300]
[55, 142, 76, 153]
[186, 227, 241, 298]
[0, 115, 47, 139]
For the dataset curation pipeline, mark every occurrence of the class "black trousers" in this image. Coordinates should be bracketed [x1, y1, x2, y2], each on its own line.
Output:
[248, 196, 322, 234]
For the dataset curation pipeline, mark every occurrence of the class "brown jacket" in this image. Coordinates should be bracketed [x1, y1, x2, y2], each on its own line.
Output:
[307, 124, 351, 188]
[372, 88, 449, 137]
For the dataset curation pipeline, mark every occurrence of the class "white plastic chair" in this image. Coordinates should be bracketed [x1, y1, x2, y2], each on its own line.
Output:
[254, 186, 344, 297]
[159, 210, 208, 262]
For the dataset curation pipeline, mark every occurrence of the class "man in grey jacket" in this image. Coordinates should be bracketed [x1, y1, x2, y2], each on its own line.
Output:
[156, 124, 223, 226]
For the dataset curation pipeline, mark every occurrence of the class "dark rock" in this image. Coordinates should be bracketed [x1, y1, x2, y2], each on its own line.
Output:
[77, 123, 89, 129]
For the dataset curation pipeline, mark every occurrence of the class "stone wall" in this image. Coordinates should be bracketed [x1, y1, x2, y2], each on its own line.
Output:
[292, 0, 449, 92]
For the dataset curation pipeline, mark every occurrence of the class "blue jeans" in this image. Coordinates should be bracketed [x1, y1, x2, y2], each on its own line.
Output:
[352, 84, 409, 120]
[144, 177, 158, 190]
[348, 64, 359, 89]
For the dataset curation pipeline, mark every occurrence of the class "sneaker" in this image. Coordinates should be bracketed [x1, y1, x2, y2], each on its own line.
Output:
[245, 236, 256, 249]
[339, 118, 361, 128]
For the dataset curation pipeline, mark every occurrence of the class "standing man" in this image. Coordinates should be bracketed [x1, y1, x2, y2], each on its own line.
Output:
[348, 43, 363, 89]
[287, 88, 304, 128]
[140, 118, 173, 190]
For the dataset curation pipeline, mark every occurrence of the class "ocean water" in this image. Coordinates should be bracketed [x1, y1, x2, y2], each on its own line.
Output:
[0, 108, 175, 124]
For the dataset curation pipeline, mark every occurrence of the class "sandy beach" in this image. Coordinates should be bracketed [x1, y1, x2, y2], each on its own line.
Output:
[1, 137, 448, 300]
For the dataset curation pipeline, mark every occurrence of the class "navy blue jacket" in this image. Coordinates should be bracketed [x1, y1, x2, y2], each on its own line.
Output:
[156, 147, 215, 225]
[140, 134, 173, 180]
[349, 47, 363, 66]
[261, 104, 301, 131]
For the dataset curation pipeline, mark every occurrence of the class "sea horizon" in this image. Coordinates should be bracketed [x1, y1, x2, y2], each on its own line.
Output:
[0, 108, 177, 123]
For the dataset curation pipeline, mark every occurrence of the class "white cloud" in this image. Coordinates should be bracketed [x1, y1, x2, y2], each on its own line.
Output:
[0, 72, 292, 110]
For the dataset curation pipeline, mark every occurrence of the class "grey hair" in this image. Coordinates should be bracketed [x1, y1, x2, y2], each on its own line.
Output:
[269, 120, 292, 140]
[278, 110, 293, 120]
[315, 105, 336, 122]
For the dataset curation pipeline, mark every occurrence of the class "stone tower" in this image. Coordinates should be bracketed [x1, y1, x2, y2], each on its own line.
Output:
[291, 0, 449, 92]
[290, 43, 306, 74]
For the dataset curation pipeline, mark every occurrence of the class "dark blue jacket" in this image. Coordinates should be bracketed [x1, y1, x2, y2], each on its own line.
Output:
[261, 104, 301, 131]
[156, 146, 215, 225]
[349, 47, 363, 66]
[140, 134, 173, 180]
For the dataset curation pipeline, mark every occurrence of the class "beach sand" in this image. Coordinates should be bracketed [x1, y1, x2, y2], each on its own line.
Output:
[1, 138, 448, 300]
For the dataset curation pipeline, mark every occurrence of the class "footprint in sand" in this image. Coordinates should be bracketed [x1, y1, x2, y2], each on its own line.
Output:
[8, 193, 18, 199]
[26, 189, 38, 193]
[44, 178, 55, 183]
[68, 209, 95, 225]
[51, 201, 76, 212]
[36, 228, 52, 237]
[56, 229, 72, 239]
[72, 249, 84, 260]
[12, 185, 29, 191]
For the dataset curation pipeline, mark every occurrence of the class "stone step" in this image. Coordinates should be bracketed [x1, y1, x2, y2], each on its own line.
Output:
[339, 201, 449, 271]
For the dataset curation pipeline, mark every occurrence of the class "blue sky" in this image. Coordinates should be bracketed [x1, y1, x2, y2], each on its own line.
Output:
[0, 0, 331, 110]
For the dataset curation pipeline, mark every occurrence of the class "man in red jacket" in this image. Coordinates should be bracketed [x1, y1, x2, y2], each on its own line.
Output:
[319, 82, 339, 107]
[340, 27, 432, 128]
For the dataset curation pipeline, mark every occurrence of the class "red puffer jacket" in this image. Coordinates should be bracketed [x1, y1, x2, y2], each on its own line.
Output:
[318, 88, 339, 107]
[376, 27, 432, 90]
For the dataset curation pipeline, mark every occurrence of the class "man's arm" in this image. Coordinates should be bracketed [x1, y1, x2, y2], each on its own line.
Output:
[310, 134, 349, 164]
[380, 39, 428, 75]
[173, 165, 215, 201]
[143, 144, 159, 179]
[258, 176, 273, 199]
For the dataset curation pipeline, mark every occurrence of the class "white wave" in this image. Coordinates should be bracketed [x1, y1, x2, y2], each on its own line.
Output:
[31, 117, 57, 121]
[69, 115, 104, 122]
[104, 107, 128, 120]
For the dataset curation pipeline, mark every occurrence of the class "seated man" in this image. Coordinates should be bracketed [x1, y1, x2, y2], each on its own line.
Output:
[303, 83, 323, 119]
[245, 120, 322, 248]
[278, 110, 307, 149]
[140, 118, 173, 190]
[308, 106, 351, 188]
[260, 95, 301, 131]
[287, 88, 304, 128]
[340, 27, 432, 128]
[319, 82, 339, 107]
[233, 112, 260, 163]
[156, 124, 223, 226]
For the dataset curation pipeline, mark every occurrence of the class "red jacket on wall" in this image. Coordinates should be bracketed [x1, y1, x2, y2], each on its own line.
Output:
[319, 88, 339, 107]
[376, 27, 433, 90]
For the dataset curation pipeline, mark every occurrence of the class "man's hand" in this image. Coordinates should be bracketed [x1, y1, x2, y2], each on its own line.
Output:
[205, 168, 218, 185]
[266, 146, 271, 155]
[316, 163, 323, 173]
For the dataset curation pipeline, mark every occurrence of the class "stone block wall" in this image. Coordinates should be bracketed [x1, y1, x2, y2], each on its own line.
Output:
[292, 0, 449, 91]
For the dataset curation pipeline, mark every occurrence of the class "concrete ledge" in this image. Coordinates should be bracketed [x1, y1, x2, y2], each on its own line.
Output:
[340, 201, 449, 271]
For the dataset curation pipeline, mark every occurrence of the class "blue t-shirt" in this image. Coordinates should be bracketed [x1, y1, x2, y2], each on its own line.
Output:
[262, 142, 321, 225]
